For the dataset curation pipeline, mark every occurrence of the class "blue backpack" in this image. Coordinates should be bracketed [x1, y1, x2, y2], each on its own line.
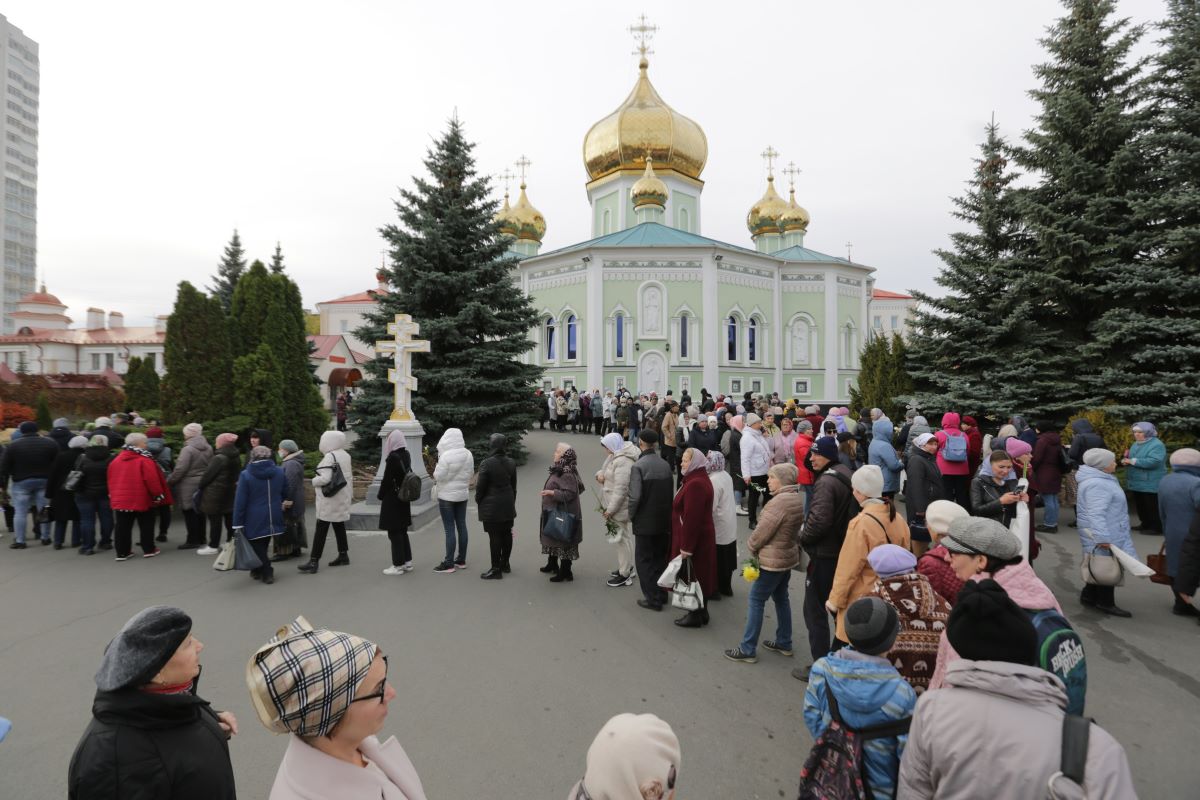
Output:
[1027, 608, 1087, 715]
[942, 431, 968, 462]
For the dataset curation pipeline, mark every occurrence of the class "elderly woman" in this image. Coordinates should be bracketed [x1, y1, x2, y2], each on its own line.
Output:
[197, 432, 241, 556]
[301, 430, 355, 574]
[68, 606, 237, 799]
[248, 618, 426, 799]
[865, 544, 952, 694]
[540, 443, 584, 582]
[167, 422, 213, 550]
[916, 499, 970, 604]
[378, 431, 415, 576]
[826, 465, 911, 647]
[597, 432, 639, 587]
[769, 416, 797, 466]
[1159, 449, 1200, 616]
[568, 713, 680, 800]
[1123, 421, 1167, 533]
[107, 432, 171, 561]
[1076, 448, 1137, 617]
[275, 439, 308, 562]
[475, 433, 517, 580]
[233, 445, 286, 585]
[707, 451, 738, 599]
[47, 434, 86, 549]
[724, 462, 804, 662]
[671, 448, 717, 628]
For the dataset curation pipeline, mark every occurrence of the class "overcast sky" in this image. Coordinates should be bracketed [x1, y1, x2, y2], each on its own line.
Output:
[6, 0, 1168, 325]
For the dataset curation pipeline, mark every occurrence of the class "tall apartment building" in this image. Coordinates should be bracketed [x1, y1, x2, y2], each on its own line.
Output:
[0, 15, 37, 333]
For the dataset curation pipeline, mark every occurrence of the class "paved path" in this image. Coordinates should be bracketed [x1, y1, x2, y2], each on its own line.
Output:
[0, 428, 1196, 796]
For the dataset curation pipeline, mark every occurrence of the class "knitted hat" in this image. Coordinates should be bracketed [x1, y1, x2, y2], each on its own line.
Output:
[53, 417, 69, 429]
[1004, 438, 1032, 459]
[943, 517, 1021, 560]
[246, 616, 378, 737]
[574, 713, 680, 800]
[914, 432, 935, 448]
[89, 434, 109, 447]
[744, 413, 762, 427]
[95, 606, 193, 691]
[925, 499, 969, 536]
[17, 421, 37, 434]
[182, 422, 203, 438]
[1083, 448, 1116, 470]
[796, 419, 813, 433]
[95, 417, 113, 427]
[145, 426, 164, 439]
[867, 544, 918, 578]
[215, 432, 239, 448]
[813, 437, 839, 462]
[279, 439, 299, 454]
[946, 579, 1038, 666]
[851, 464, 884, 498]
[844, 597, 899, 656]
[707, 415, 718, 426]
[68, 435, 89, 449]
[639, 429, 659, 445]
[1170, 448, 1200, 468]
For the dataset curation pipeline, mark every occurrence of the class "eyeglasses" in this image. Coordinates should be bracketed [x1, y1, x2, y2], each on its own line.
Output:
[576, 764, 675, 799]
[349, 655, 388, 705]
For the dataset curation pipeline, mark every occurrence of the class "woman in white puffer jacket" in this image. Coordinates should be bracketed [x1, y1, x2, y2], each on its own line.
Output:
[299, 430, 354, 575]
[432, 428, 474, 573]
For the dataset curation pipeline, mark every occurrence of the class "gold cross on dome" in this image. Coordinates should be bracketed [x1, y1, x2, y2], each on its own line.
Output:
[515, 155, 531, 184]
[498, 168, 515, 195]
[782, 161, 801, 190]
[761, 146, 779, 179]
[630, 13, 657, 58]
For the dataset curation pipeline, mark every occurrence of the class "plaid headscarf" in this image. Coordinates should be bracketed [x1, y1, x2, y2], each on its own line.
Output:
[246, 616, 377, 737]
[549, 447, 578, 477]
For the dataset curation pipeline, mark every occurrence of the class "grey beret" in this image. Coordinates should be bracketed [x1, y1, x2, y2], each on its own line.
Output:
[95, 606, 192, 691]
[943, 516, 1021, 561]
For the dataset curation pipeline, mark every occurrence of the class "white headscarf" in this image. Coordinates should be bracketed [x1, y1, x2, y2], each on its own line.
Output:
[382, 429, 407, 458]
[570, 713, 680, 800]
[601, 432, 625, 455]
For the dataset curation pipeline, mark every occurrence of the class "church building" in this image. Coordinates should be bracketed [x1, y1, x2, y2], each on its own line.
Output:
[497, 25, 878, 404]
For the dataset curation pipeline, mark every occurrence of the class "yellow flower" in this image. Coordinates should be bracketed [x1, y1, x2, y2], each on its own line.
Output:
[742, 566, 760, 582]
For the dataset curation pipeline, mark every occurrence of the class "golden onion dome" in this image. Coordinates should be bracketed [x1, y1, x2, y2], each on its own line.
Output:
[631, 157, 669, 208]
[507, 183, 547, 243]
[781, 187, 811, 232]
[495, 192, 520, 237]
[583, 56, 708, 182]
[746, 176, 790, 236]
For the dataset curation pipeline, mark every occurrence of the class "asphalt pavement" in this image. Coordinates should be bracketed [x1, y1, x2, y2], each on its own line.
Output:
[0, 428, 1196, 797]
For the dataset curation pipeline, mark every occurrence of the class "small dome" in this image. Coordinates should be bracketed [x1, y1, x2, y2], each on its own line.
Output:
[631, 157, 669, 208]
[781, 187, 810, 232]
[746, 176, 789, 236]
[495, 192, 520, 238]
[507, 183, 546, 243]
[21, 284, 64, 306]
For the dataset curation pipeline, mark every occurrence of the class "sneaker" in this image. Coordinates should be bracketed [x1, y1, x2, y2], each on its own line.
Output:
[155, 534, 168, 542]
[433, 561, 456, 574]
[383, 565, 405, 576]
[196, 546, 219, 556]
[763, 641, 794, 657]
[606, 572, 635, 588]
[454, 559, 467, 569]
[609, 569, 622, 579]
[735, 507, 749, 516]
[402, 562, 414, 573]
[143, 549, 161, 558]
[114, 554, 133, 561]
[724, 648, 757, 664]
[8, 541, 26, 550]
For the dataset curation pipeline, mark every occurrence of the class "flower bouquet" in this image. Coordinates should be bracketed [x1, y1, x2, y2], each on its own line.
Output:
[741, 556, 760, 583]
[595, 495, 622, 543]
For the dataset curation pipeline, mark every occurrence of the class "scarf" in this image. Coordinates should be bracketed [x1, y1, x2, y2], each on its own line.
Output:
[123, 445, 154, 459]
[681, 448, 709, 475]
[1132, 421, 1158, 438]
[549, 448, 578, 476]
[382, 429, 407, 458]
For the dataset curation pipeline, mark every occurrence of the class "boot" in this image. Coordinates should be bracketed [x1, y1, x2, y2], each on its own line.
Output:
[549, 559, 574, 582]
[674, 608, 706, 628]
[481, 567, 503, 580]
[298, 559, 319, 574]
[328, 552, 350, 567]
[539, 555, 558, 573]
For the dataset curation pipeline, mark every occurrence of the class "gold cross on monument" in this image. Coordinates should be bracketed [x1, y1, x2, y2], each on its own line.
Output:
[782, 161, 801, 190]
[375, 314, 430, 422]
[630, 13, 657, 58]
[514, 155, 531, 184]
[761, 146, 779, 179]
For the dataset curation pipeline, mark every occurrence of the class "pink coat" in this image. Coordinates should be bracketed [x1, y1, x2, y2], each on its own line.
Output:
[269, 735, 427, 800]
[934, 413, 970, 476]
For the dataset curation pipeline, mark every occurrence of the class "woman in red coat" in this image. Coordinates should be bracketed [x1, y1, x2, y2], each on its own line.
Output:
[671, 448, 717, 628]
[107, 432, 171, 561]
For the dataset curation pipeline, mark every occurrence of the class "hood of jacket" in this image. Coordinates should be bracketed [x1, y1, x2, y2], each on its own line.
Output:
[1075, 463, 1117, 490]
[820, 651, 911, 715]
[282, 449, 305, 463]
[1070, 419, 1096, 435]
[216, 443, 240, 460]
[943, 659, 1067, 709]
[985, 560, 1059, 611]
[91, 685, 211, 730]
[487, 433, 508, 456]
[617, 442, 641, 462]
[319, 430, 347, 455]
[871, 418, 893, 441]
[246, 459, 279, 479]
[252, 428, 274, 448]
[941, 412, 961, 431]
[437, 428, 465, 454]
[84, 445, 110, 462]
[146, 438, 165, 455]
[185, 436, 213, 456]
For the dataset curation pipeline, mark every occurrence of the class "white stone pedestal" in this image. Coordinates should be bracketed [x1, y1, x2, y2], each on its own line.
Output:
[347, 418, 438, 530]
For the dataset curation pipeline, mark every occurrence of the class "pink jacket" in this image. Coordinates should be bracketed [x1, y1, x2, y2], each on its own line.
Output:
[927, 561, 1062, 690]
[934, 412, 970, 476]
[269, 735, 427, 800]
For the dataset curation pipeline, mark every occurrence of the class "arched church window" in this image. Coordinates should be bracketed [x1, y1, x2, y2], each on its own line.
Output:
[679, 314, 689, 358]
[727, 316, 738, 361]
[567, 315, 578, 360]
[615, 313, 624, 359]
[603, 209, 612, 235]
[545, 317, 556, 361]
[748, 319, 758, 362]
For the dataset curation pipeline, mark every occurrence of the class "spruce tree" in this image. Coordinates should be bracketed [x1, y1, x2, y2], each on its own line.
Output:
[233, 342, 285, 435]
[850, 334, 914, 422]
[161, 282, 233, 422]
[353, 117, 542, 463]
[229, 260, 274, 358]
[269, 242, 286, 274]
[1112, 0, 1200, 433]
[1009, 0, 1148, 418]
[124, 356, 161, 410]
[262, 273, 328, 448]
[34, 391, 52, 430]
[210, 229, 248, 314]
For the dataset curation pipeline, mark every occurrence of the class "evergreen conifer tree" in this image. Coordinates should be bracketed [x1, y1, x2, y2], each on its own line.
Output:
[233, 342, 285, 434]
[269, 242, 286, 274]
[229, 260, 274, 357]
[161, 282, 233, 421]
[849, 334, 914, 422]
[124, 356, 161, 410]
[34, 391, 52, 430]
[353, 118, 542, 463]
[262, 273, 328, 448]
[210, 229, 248, 314]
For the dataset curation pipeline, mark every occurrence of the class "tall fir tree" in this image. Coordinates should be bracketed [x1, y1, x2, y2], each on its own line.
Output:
[269, 242, 286, 274]
[124, 356, 161, 410]
[34, 391, 52, 430]
[161, 282, 233, 421]
[233, 342, 285, 435]
[262, 273, 329, 448]
[353, 117, 542, 463]
[1009, 0, 1148, 418]
[210, 229, 248, 314]
[1111, 0, 1200, 433]
[849, 334, 914, 422]
[907, 121, 1054, 418]
[229, 260, 274, 357]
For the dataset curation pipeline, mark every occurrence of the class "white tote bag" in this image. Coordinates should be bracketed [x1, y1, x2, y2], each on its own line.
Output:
[1011, 478, 1030, 561]
[657, 554, 684, 589]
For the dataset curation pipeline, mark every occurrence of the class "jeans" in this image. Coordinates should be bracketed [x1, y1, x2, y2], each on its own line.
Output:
[739, 568, 792, 656]
[11, 477, 49, 543]
[1042, 493, 1060, 526]
[75, 494, 113, 551]
[804, 557, 838, 661]
[439, 499, 468, 563]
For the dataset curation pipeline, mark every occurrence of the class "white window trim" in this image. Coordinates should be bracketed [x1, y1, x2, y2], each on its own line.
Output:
[606, 304, 633, 367]
[670, 303, 698, 367]
[793, 378, 812, 397]
[723, 305, 746, 366]
[746, 313, 769, 367]
[729, 377, 744, 395]
[561, 376, 577, 390]
[560, 307, 581, 364]
[750, 378, 763, 394]
[542, 312, 558, 365]
[786, 312, 820, 369]
[614, 375, 627, 392]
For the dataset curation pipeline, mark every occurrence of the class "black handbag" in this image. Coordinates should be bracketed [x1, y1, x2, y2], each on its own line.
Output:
[63, 454, 86, 492]
[543, 504, 577, 544]
[320, 459, 348, 498]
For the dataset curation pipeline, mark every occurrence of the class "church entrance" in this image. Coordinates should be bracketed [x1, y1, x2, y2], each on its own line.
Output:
[637, 351, 666, 396]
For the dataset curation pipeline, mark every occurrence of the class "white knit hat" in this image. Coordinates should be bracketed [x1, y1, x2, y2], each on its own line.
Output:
[851, 464, 884, 498]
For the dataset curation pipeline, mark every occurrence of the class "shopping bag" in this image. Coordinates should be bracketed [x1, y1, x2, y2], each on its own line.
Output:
[671, 557, 704, 611]
[1011, 478, 1030, 561]
[1110, 545, 1155, 579]
[233, 531, 262, 571]
[657, 554, 684, 589]
[212, 539, 236, 571]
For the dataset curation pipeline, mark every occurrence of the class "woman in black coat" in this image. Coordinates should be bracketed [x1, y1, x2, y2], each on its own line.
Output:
[903, 433, 944, 557]
[378, 430, 414, 575]
[47, 435, 85, 548]
[476, 433, 517, 580]
[198, 433, 242, 551]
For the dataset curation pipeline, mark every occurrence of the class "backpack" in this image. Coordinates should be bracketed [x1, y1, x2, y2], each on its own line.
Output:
[797, 690, 910, 800]
[1027, 608, 1087, 716]
[398, 471, 422, 502]
[942, 431, 968, 462]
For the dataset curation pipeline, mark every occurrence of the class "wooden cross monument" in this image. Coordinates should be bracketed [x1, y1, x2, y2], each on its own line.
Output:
[375, 314, 430, 422]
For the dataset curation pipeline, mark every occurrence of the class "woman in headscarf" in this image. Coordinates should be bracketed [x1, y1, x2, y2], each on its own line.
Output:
[1123, 421, 1167, 533]
[671, 448, 716, 628]
[1076, 448, 1137, 617]
[706, 451, 737, 599]
[233, 445, 286, 584]
[1158, 448, 1200, 616]
[378, 430, 415, 577]
[597, 431, 639, 587]
[476, 433, 517, 580]
[540, 442, 584, 582]
[275, 439, 308, 561]
[904, 415, 932, 459]
[248, 617, 426, 799]
[721, 413, 747, 515]
[770, 416, 798, 466]
[568, 713, 680, 800]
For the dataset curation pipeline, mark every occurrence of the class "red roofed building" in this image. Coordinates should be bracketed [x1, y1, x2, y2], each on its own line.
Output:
[868, 288, 918, 340]
[314, 273, 388, 354]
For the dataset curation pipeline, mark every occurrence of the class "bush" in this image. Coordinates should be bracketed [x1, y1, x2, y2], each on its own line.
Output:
[0, 402, 35, 428]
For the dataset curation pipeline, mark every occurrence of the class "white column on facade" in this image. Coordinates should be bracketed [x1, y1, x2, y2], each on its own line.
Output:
[703, 255, 720, 391]
[586, 256, 603, 391]
[774, 266, 783, 395]
[824, 271, 838, 402]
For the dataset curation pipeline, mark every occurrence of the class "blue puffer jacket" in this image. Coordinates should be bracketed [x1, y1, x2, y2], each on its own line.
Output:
[868, 418, 903, 493]
[232, 459, 285, 541]
[1158, 466, 1200, 576]
[1075, 464, 1137, 558]
[1126, 437, 1167, 493]
[804, 648, 916, 800]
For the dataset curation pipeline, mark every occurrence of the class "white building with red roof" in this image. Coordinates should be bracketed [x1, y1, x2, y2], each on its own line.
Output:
[314, 272, 388, 354]
[868, 288, 919, 340]
[306, 273, 385, 407]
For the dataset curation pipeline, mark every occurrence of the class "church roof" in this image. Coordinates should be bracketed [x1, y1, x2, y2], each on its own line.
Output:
[318, 289, 386, 305]
[771, 245, 851, 264]
[534, 222, 762, 259]
[872, 288, 912, 300]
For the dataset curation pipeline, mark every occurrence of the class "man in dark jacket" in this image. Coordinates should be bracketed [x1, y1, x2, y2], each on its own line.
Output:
[49, 418, 74, 450]
[76, 435, 114, 553]
[794, 436, 859, 681]
[628, 429, 673, 610]
[1, 421, 60, 547]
